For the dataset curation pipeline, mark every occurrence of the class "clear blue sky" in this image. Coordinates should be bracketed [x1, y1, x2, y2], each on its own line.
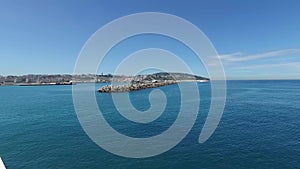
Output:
[1, 0, 299, 79]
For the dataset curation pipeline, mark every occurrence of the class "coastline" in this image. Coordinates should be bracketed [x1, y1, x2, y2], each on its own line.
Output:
[0, 82, 73, 86]
[0, 72, 210, 87]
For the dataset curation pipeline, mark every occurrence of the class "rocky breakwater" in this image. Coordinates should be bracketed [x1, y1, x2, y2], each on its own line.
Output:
[98, 80, 177, 93]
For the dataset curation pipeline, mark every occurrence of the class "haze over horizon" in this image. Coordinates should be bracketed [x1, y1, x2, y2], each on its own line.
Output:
[1, 0, 299, 80]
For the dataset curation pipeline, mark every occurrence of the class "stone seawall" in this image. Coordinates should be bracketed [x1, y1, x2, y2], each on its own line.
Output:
[98, 81, 177, 93]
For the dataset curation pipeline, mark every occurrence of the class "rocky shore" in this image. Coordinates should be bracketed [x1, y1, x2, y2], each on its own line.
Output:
[98, 80, 177, 93]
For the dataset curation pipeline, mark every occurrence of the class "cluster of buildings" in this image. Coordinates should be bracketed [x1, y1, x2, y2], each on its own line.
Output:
[0, 74, 120, 86]
[0, 72, 209, 86]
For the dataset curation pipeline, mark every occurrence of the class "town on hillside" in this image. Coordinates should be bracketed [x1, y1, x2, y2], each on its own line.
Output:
[0, 72, 209, 86]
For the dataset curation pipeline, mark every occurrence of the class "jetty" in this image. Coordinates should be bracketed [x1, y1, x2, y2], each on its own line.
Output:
[97, 72, 210, 93]
[0, 157, 6, 169]
[98, 80, 177, 93]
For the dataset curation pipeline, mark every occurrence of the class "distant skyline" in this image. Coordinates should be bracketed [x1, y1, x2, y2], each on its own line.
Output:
[1, 0, 299, 79]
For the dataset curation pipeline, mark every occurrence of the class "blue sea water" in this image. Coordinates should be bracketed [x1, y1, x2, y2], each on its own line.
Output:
[0, 81, 299, 169]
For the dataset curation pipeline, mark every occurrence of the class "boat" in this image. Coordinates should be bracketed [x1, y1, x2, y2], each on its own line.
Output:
[0, 157, 6, 169]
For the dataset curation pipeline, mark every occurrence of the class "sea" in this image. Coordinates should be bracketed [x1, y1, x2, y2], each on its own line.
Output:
[0, 80, 299, 169]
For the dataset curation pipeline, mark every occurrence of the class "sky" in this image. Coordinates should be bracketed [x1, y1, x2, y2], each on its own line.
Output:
[0, 0, 299, 79]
